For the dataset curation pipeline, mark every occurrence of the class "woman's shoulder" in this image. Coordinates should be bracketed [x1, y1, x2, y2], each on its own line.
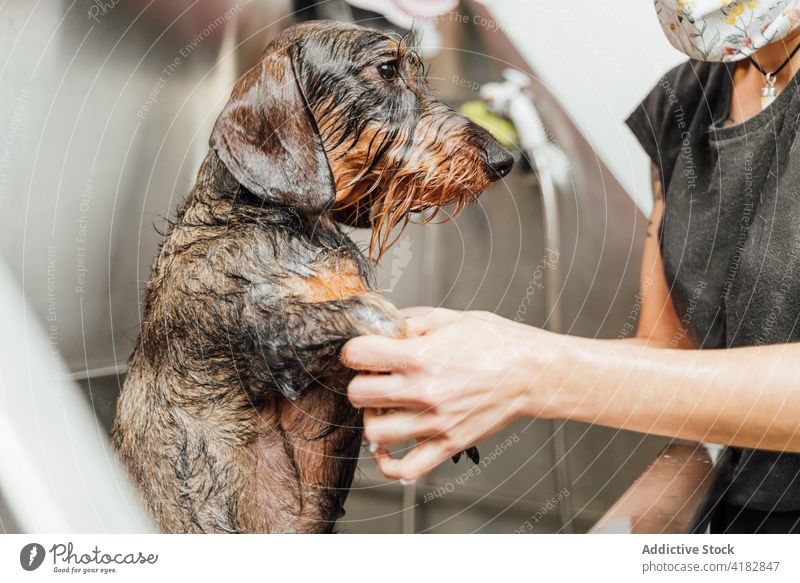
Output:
[632, 60, 729, 125]
[626, 60, 728, 183]
[657, 60, 727, 106]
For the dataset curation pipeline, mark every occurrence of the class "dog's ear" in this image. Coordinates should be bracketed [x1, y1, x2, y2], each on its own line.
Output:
[210, 46, 335, 214]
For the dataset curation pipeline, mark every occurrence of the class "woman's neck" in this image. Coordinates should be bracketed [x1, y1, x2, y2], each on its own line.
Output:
[749, 28, 800, 85]
[727, 28, 800, 125]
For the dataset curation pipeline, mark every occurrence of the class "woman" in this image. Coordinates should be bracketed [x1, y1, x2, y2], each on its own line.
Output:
[341, 0, 800, 533]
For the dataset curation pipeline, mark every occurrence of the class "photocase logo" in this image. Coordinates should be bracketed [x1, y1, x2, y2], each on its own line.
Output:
[20, 543, 46, 571]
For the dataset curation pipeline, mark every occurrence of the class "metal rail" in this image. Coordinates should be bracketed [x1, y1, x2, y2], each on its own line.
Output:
[590, 443, 725, 534]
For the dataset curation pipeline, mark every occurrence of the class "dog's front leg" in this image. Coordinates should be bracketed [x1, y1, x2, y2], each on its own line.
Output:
[240, 293, 405, 532]
[278, 295, 482, 470]
[245, 292, 406, 400]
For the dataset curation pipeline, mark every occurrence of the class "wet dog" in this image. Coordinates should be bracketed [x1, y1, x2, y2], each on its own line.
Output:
[112, 20, 513, 533]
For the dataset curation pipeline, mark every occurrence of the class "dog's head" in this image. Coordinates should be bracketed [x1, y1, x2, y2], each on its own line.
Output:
[211, 20, 513, 256]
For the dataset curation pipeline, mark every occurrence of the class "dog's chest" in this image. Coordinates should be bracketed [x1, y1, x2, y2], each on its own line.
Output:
[263, 228, 374, 302]
[293, 259, 370, 302]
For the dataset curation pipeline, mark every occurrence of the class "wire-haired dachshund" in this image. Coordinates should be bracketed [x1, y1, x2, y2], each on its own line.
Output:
[112, 20, 513, 533]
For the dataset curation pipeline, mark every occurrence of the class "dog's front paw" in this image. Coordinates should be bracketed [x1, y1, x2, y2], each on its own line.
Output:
[349, 294, 407, 339]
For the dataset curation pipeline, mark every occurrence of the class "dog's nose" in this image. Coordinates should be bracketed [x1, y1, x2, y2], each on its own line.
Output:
[483, 140, 514, 181]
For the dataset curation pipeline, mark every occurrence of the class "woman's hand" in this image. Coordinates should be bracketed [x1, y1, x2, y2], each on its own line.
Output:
[341, 307, 561, 483]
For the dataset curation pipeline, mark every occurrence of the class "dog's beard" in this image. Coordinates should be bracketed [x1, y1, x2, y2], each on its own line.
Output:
[333, 154, 486, 260]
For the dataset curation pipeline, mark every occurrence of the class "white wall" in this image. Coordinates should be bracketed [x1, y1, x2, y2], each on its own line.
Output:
[482, 0, 686, 215]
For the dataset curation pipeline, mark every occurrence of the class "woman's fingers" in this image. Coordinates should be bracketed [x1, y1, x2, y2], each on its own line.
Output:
[399, 306, 439, 319]
[340, 335, 413, 372]
[347, 374, 406, 408]
[373, 439, 453, 482]
[402, 306, 459, 336]
[362, 408, 444, 446]
[347, 370, 434, 408]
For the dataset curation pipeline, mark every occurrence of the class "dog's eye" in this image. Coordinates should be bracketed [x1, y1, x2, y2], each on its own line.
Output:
[377, 62, 399, 81]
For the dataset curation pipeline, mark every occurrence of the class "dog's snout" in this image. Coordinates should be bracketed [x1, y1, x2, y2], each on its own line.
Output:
[483, 139, 514, 181]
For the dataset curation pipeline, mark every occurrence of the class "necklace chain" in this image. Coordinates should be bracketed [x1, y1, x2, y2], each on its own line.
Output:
[748, 40, 800, 79]
[746, 41, 800, 111]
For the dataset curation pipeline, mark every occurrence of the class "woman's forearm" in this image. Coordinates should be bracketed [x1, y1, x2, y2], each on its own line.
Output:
[531, 334, 800, 452]
[343, 308, 800, 481]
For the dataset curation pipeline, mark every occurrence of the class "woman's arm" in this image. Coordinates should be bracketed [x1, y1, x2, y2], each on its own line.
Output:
[342, 166, 800, 482]
[543, 330, 800, 452]
[343, 309, 800, 481]
[559, 165, 797, 454]
[632, 164, 694, 349]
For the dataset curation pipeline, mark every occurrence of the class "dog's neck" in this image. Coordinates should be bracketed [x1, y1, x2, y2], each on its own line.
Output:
[180, 150, 337, 231]
[197, 149, 241, 196]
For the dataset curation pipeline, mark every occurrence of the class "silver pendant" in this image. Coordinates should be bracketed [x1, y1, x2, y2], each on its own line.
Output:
[761, 73, 777, 110]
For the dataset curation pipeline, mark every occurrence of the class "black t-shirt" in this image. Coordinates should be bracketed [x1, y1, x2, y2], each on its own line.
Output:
[627, 60, 800, 512]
